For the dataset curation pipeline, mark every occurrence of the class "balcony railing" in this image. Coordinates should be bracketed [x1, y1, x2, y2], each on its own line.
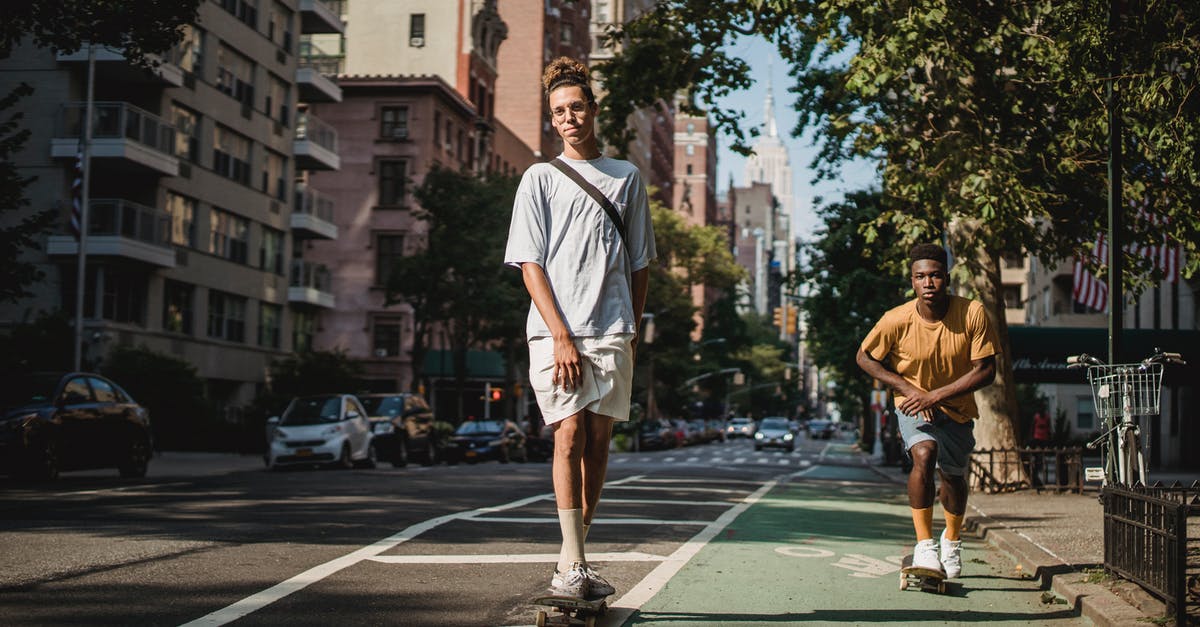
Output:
[295, 184, 334, 222]
[295, 110, 337, 154]
[57, 102, 176, 155]
[86, 198, 171, 246]
[290, 260, 332, 293]
[299, 41, 345, 75]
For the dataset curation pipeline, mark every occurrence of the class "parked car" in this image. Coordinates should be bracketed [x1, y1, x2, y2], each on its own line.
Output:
[754, 416, 795, 452]
[807, 419, 836, 440]
[725, 417, 756, 439]
[707, 419, 728, 442]
[266, 394, 375, 470]
[359, 393, 444, 467]
[0, 371, 152, 480]
[637, 419, 679, 450]
[444, 419, 527, 464]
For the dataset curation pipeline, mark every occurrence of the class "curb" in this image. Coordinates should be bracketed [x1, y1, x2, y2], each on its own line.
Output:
[965, 509, 1156, 626]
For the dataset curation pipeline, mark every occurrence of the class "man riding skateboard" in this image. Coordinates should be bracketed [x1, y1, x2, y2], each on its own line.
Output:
[856, 243, 998, 578]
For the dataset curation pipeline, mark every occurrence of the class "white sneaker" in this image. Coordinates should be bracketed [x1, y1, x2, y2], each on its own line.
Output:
[912, 539, 942, 572]
[583, 565, 615, 597]
[549, 562, 589, 598]
[940, 529, 962, 578]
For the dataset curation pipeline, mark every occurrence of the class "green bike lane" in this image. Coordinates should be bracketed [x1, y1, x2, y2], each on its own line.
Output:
[622, 461, 1086, 626]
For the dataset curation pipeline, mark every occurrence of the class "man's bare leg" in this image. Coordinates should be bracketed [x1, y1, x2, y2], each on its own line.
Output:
[552, 412, 587, 576]
[581, 411, 615, 525]
[907, 440, 938, 541]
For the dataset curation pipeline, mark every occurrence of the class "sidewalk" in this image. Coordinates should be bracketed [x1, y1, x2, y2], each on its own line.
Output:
[870, 462, 1168, 626]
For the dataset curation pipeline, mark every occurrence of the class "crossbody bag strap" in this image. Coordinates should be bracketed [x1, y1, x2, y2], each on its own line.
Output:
[549, 158, 627, 245]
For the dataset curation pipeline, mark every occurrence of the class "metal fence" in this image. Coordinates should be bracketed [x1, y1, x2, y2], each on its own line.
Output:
[969, 447, 1084, 494]
[1102, 483, 1200, 626]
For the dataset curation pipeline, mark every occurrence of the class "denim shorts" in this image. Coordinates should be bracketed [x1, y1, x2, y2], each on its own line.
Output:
[896, 408, 975, 476]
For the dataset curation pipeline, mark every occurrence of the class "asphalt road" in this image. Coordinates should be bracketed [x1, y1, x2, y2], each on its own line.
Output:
[0, 432, 1084, 626]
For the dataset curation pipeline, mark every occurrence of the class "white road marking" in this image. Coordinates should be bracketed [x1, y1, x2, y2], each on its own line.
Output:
[367, 551, 667, 564]
[600, 498, 731, 506]
[603, 485, 745, 495]
[799, 460, 812, 467]
[462, 516, 708, 526]
[663, 457, 676, 462]
[178, 475, 647, 626]
[778, 459, 790, 465]
[59, 481, 193, 497]
[632, 477, 763, 486]
[685, 457, 699, 463]
[734, 457, 746, 463]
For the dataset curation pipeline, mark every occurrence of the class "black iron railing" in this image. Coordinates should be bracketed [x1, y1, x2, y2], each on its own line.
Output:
[1103, 482, 1200, 626]
[969, 447, 1084, 493]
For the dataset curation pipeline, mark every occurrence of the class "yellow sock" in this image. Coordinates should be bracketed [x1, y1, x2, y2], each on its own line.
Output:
[911, 507, 934, 542]
[944, 511, 964, 541]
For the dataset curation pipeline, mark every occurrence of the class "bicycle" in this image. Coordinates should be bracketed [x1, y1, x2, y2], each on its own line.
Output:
[1066, 348, 1186, 487]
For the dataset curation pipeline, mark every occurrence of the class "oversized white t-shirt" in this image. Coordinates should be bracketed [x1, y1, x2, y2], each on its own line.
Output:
[504, 155, 656, 339]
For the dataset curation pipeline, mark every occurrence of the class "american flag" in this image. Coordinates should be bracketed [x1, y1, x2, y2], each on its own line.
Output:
[1073, 234, 1108, 312]
[70, 147, 83, 241]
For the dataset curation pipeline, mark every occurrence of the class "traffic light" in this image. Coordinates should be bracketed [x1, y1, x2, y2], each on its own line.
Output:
[786, 307, 799, 334]
[490, 387, 503, 402]
[773, 306, 784, 329]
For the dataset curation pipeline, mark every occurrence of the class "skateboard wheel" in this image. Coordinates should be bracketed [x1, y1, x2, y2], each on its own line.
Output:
[535, 610, 546, 627]
[938, 582, 947, 594]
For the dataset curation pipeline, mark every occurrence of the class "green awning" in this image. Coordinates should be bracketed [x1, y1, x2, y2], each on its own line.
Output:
[421, 349, 506, 379]
[1008, 327, 1200, 383]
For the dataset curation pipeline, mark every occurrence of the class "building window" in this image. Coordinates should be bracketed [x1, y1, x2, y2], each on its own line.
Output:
[381, 106, 409, 140]
[445, 120, 453, 153]
[267, 73, 290, 126]
[372, 317, 403, 358]
[165, 192, 196, 247]
[171, 103, 200, 163]
[215, 0, 259, 29]
[375, 234, 405, 286]
[1002, 252, 1024, 269]
[213, 125, 252, 185]
[293, 310, 315, 352]
[269, 2, 293, 52]
[686, 144, 695, 156]
[378, 160, 407, 206]
[216, 43, 255, 108]
[173, 25, 205, 75]
[434, 110, 441, 144]
[1002, 284, 1022, 309]
[410, 13, 426, 45]
[560, 23, 573, 45]
[207, 290, 247, 342]
[260, 227, 284, 275]
[259, 302, 282, 348]
[261, 149, 288, 200]
[100, 268, 147, 325]
[1077, 396, 1095, 430]
[163, 280, 194, 335]
[209, 208, 250, 264]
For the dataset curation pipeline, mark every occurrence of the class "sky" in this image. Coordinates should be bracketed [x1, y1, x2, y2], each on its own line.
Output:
[713, 36, 878, 241]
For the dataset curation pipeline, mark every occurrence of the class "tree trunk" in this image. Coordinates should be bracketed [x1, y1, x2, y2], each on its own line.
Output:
[409, 322, 428, 395]
[953, 225, 1025, 491]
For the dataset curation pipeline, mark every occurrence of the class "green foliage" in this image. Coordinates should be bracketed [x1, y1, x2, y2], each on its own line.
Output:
[597, 0, 1200, 286]
[1, 83, 54, 303]
[101, 344, 212, 450]
[266, 349, 365, 402]
[0, 0, 202, 66]
[797, 190, 904, 420]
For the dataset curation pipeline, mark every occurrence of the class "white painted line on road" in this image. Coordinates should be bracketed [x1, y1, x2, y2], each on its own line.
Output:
[603, 485, 745, 494]
[461, 516, 708, 526]
[600, 498, 731, 506]
[800, 460, 812, 467]
[663, 457, 676, 462]
[367, 551, 667, 565]
[62, 481, 193, 496]
[734, 457, 746, 463]
[604, 469, 808, 625]
[632, 477, 763, 486]
[685, 457, 699, 463]
[178, 475, 647, 626]
[778, 459, 790, 465]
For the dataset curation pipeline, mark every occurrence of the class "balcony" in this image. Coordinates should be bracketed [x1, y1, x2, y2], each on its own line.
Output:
[291, 183, 338, 240]
[46, 199, 175, 268]
[50, 102, 179, 176]
[294, 110, 340, 171]
[56, 46, 184, 87]
[297, 42, 343, 103]
[289, 260, 335, 308]
[299, 0, 345, 34]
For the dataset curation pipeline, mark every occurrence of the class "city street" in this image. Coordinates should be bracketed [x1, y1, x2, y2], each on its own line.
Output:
[1, 433, 1084, 626]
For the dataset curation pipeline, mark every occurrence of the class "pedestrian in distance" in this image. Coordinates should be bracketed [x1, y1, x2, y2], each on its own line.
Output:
[1029, 406, 1053, 487]
[855, 243, 999, 579]
[503, 56, 656, 599]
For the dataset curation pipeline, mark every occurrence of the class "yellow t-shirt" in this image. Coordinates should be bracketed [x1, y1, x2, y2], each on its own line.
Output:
[861, 295, 999, 423]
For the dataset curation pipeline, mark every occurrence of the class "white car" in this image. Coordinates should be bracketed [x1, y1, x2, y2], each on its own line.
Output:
[266, 394, 376, 469]
[725, 416, 756, 439]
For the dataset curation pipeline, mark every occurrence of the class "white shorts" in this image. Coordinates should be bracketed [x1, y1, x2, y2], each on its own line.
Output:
[528, 334, 634, 425]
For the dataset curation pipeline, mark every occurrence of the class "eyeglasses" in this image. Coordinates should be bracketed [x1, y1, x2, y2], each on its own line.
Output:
[551, 101, 590, 120]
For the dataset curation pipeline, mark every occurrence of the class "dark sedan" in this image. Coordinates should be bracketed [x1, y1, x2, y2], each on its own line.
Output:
[444, 419, 527, 464]
[1, 372, 152, 480]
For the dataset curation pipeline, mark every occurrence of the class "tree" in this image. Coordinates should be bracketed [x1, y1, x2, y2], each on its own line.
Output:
[595, 0, 1200, 457]
[1, 1, 201, 302]
[101, 345, 212, 451]
[384, 168, 526, 415]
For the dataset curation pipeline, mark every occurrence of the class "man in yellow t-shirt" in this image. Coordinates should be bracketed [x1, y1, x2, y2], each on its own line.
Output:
[856, 243, 998, 579]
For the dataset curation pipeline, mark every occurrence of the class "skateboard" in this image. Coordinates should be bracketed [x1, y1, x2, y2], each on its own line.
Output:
[531, 594, 609, 627]
[899, 554, 947, 593]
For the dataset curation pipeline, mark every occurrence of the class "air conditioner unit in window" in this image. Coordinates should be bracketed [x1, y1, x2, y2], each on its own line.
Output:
[410, 36, 425, 48]
[391, 127, 408, 140]
[374, 348, 389, 357]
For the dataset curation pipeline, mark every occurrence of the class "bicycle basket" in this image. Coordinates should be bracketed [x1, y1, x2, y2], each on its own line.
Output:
[1086, 362, 1164, 419]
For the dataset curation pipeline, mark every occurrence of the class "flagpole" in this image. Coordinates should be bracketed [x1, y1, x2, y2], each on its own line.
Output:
[73, 43, 95, 372]
[1105, 0, 1123, 364]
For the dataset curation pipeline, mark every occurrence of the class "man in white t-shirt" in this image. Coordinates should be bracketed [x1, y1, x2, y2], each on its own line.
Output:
[504, 57, 655, 598]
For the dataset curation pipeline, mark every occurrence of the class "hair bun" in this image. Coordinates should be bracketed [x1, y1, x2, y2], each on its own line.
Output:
[542, 56, 590, 94]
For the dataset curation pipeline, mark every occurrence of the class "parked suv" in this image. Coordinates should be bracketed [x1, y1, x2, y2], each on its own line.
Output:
[359, 393, 444, 466]
[0, 372, 152, 480]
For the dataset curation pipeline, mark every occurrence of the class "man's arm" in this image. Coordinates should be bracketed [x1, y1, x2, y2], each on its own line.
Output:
[891, 354, 996, 418]
[520, 262, 582, 391]
[630, 266, 649, 356]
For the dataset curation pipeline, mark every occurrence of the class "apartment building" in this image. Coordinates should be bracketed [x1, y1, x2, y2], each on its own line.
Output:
[494, 0, 592, 159]
[0, 0, 344, 414]
[726, 182, 781, 317]
[672, 98, 720, 337]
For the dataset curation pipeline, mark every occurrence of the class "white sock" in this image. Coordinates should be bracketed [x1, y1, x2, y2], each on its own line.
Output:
[557, 509, 585, 573]
[583, 523, 590, 542]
